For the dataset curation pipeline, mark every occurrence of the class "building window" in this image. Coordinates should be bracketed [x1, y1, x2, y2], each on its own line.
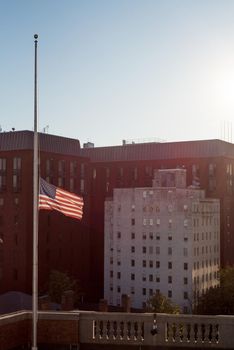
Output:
[69, 178, 75, 192]
[131, 218, 135, 226]
[0, 175, 6, 192]
[168, 262, 172, 269]
[131, 232, 135, 239]
[156, 276, 160, 282]
[168, 247, 172, 255]
[156, 232, 160, 240]
[117, 231, 121, 239]
[149, 260, 153, 268]
[80, 179, 85, 193]
[131, 246, 135, 253]
[131, 259, 135, 267]
[70, 161, 77, 177]
[183, 248, 188, 257]
[156, 261, 160, 268]
[168, 290, 172, 298]
[142, 246, 146, 254]
[0, 158, 6, 171]
[142, 260, 146, 268]
[58, 160, 65, 176]
[156, 246, 160, 255]
[58, 177, 65, 188]
[149, 274, 153, 282]
[184, 263, 188, 270]
[13, 174, 21, 192]
[184, 277, 188, 285]
[184, 291, 188, 300]
[168, 276, 172, 284]
[131, 273, 135, 280]
[46, 159, 53, 175]
[13, 157, 21, 171]
[117, 272, 121, 279]
[117, 286, 121, 293]
[80, 163, 85, 178]
[110, 271, 113, 278]
[142, 288, 146, 296]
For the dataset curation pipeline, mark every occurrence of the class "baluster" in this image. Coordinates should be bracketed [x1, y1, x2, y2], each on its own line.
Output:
[179, 323, 184, 342]
[122, 321, 128, 341]
[214, 324, 219, 343]
[141, 321, 145, 341]
[172, 322, 177, 342]
[201, 323, 206, 343]
[190, 322, 196, 342]
[129, 321, 133, 340]
[127, 321, 131, 340]
[109, 320, 114, 340]
[92, 320, 97, 340]
[186, 323, 191, 342]
[120, 321, 124, 340]
[196, 323, 203, 344]
[208, 324, 213, 343]
[106, 320, 110, 339]
[113, 321, 117, 339]
[99, 320, 104, 339]
[165, 322, 170, 342]
[134, 321, 138, 340]
[102, 320, 108, 339]
[115, 320, 121, 340]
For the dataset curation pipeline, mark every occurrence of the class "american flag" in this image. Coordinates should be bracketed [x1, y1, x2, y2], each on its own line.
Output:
[39, 178, 83, 220]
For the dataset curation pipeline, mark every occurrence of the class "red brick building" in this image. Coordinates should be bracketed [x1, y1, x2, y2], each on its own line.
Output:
[0, 130, 91, 298]
[1, 132, 234, 303]
[81, 139, 234, 299]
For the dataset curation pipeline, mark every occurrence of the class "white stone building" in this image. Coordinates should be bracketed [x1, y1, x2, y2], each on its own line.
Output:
[104, 169, 220, 313]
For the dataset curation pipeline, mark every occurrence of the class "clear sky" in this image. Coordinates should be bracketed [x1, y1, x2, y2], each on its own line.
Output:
[1, 0, 234, 146]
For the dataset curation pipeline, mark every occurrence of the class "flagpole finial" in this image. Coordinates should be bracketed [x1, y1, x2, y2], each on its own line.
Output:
[34, 34, 38, 40]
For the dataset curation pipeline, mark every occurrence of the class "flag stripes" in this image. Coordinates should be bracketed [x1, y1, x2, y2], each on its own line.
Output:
[39, 178, 83, 220]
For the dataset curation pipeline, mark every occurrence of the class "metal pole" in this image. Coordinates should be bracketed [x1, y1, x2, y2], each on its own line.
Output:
[32, 33, 39, 350]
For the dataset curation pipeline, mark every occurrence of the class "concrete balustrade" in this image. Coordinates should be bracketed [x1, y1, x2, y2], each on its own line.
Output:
[0, 310, 234, 349]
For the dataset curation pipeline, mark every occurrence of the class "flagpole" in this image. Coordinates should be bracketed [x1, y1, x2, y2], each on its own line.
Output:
[32, 33, 39, 350]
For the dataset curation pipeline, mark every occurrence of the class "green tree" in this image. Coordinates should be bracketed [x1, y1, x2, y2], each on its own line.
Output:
[48, 270, 79, 304]
[146, 292, 180, 314]
[196, 267, 234, 315]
